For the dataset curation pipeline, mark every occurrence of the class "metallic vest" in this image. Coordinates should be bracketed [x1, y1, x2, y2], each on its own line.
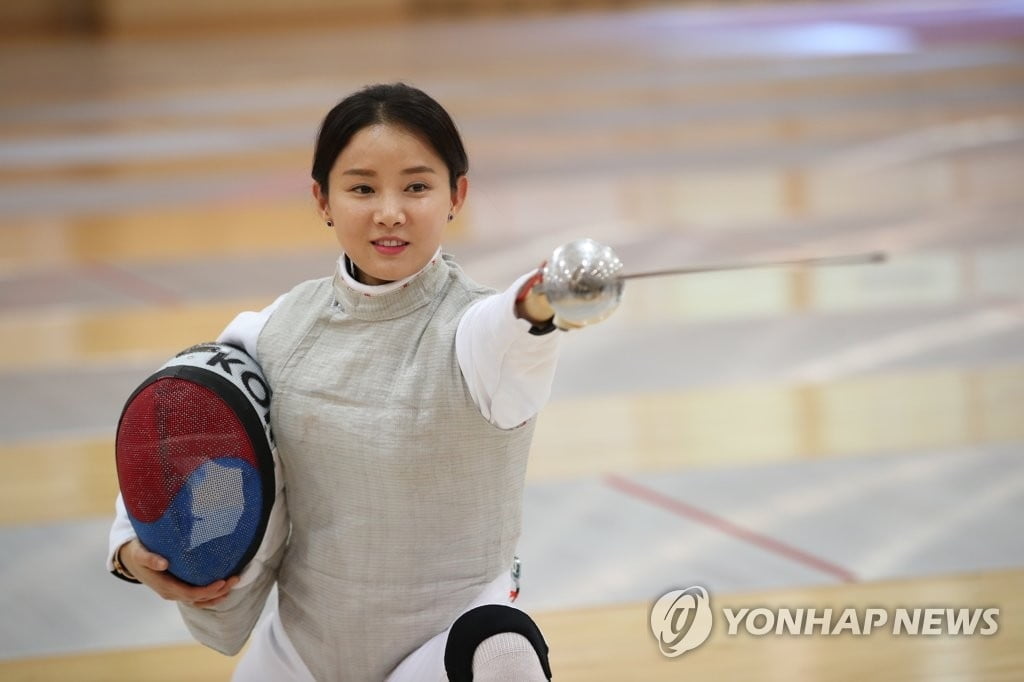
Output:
[257, 255, 536, 681]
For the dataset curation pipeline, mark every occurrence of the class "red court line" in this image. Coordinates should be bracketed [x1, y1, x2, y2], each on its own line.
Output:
[82, 261, 181, 306]
[604, 473, 857, 584]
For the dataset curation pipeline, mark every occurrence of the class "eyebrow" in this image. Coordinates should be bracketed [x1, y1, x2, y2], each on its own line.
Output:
[340, 166, 437, 177]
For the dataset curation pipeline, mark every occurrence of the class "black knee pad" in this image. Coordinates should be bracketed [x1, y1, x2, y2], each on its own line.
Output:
[444, 604, 552, 681]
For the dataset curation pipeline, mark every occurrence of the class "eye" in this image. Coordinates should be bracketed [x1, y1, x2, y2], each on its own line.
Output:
[406, 182, 430, 193]
[350, 185, 374, 194]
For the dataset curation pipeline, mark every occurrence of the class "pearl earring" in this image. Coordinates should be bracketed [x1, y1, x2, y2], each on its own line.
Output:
[326, 219, 334, 227]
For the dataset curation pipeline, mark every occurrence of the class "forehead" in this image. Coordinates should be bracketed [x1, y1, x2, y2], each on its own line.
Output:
[334, 124, 441, 168]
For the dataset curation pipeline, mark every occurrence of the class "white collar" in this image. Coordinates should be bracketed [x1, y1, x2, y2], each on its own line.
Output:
[336, 247, 444, 296]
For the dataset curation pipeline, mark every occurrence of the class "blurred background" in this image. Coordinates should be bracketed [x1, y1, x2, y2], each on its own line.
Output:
[1, 0, 1022, 679]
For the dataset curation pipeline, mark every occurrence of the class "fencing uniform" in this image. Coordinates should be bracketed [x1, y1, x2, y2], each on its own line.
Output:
[109, 251, 560, 681]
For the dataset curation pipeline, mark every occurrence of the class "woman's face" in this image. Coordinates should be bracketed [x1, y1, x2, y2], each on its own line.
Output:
[314, 123, 467, 285]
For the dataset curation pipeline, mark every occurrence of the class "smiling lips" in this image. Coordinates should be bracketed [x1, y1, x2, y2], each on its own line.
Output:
[372, 238, 409, 255]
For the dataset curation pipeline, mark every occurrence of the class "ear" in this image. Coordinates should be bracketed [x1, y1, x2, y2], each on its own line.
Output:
[449, 175, 469, 218]
[312, 181, 330, 218]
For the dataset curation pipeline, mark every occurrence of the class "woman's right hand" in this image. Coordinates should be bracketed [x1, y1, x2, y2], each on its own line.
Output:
[118, 539, 240, 608]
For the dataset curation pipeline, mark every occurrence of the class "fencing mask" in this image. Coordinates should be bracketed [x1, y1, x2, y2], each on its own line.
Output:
[115, 343, 276, 586]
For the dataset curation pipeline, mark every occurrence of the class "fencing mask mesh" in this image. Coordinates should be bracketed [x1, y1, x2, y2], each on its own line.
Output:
[116, 343, 275, 586]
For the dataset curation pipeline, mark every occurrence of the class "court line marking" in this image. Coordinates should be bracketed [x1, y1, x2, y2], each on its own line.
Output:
[604, 473, 857, 583]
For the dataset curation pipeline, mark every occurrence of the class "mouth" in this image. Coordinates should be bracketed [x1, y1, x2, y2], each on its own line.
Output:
[372, 238, 410, 255]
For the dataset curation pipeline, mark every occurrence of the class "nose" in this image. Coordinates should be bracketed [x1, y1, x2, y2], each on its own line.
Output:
[373, 194, 406, 228]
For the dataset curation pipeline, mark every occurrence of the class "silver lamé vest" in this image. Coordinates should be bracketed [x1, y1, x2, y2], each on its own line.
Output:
[257, 255, 536, 682]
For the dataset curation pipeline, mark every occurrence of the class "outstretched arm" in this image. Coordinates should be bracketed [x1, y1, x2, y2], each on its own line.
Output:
[456, 269, 562, 430]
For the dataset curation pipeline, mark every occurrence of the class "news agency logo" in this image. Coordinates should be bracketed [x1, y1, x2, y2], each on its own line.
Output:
[649, 587, 714, 657]
[650, 586, 1001, 658]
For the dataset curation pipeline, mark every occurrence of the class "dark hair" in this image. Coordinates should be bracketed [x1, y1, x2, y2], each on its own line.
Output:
[312, 83, 468, 196]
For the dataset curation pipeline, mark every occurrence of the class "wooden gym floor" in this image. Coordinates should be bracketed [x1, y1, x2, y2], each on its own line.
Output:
[1, 0, 1023, 679]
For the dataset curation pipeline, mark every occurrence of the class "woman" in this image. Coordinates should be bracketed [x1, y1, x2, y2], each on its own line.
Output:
[108, 83, 595, 681]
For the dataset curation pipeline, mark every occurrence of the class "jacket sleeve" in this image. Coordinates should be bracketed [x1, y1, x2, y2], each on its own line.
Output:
[455, 271, 562, 429]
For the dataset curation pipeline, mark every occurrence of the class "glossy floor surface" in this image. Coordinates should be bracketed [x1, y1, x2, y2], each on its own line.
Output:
[1, 0, 1023, 679]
